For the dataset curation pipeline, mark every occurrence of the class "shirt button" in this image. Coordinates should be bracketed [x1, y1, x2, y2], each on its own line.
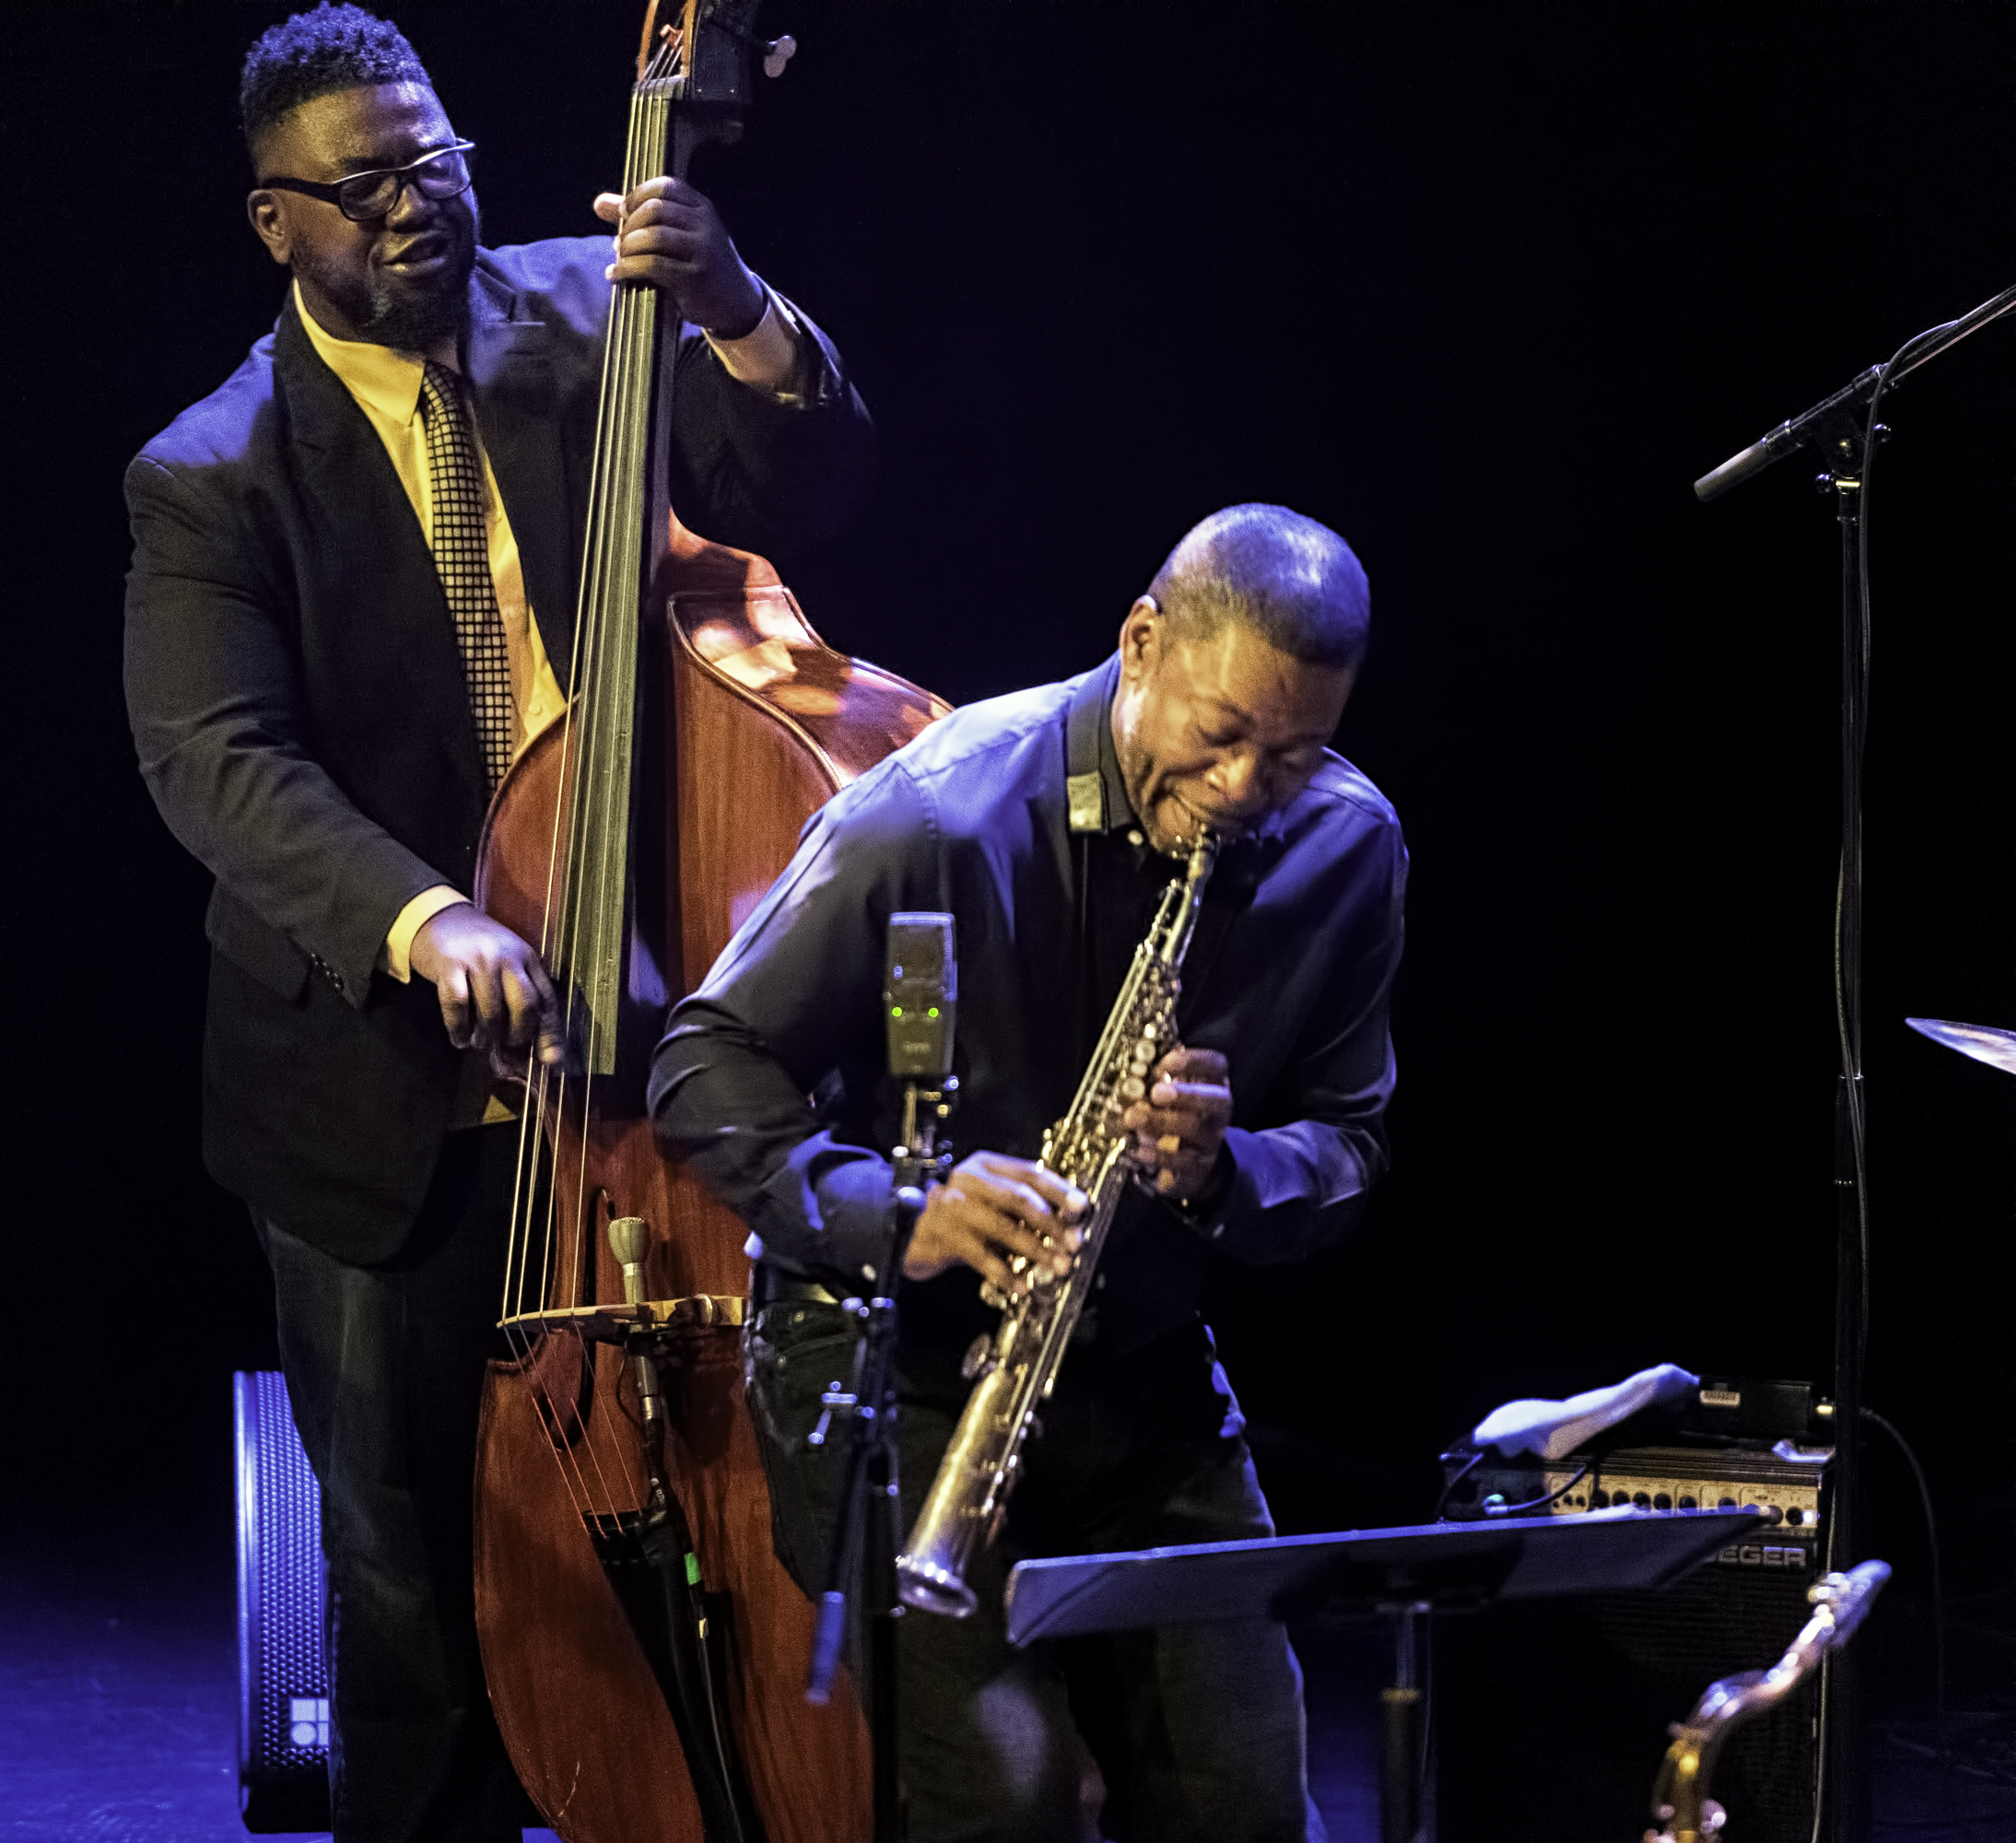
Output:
[1127, 828, 1143, 847]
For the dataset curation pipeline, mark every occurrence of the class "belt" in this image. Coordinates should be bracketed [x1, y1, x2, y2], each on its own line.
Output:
[752, 1266, 846, 1310]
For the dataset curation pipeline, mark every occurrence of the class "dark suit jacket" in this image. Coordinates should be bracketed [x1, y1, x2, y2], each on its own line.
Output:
[124, 237, 875, 1262]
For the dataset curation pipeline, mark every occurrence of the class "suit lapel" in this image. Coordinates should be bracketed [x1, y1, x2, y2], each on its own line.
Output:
[273, 297, 490, 815]
[466, 265, 577, 693]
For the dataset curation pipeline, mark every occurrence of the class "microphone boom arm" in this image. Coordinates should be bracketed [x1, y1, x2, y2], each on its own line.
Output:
[1694, 274, 2016, 501]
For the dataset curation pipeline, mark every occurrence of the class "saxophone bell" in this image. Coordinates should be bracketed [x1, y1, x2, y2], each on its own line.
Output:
[896, 1555, 982, 1621]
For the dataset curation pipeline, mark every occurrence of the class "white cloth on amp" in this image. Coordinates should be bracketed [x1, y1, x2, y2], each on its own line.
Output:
[1472, 1363, 1700, 1461]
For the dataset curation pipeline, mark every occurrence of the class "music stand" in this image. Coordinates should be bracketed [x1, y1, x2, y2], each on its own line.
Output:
[1004, 1506, 1767, 1843]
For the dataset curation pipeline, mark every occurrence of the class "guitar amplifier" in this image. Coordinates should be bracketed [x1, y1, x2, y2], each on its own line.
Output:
[233, 1370, 332, 1833]
[1436, 1382, 1834, 1843]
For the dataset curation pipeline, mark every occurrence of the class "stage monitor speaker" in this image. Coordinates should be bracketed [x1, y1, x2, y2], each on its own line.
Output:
[233, 1369, 331, 1834]
[1436, 1442, 1830, 1843]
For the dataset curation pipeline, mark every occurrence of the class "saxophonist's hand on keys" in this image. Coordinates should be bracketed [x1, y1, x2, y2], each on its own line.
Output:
[903, 1152, 1087, 1296]
[1123, 1046, 1233, 1201]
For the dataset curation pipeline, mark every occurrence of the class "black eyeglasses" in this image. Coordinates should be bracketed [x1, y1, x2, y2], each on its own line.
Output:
[260, 141, 475, 222]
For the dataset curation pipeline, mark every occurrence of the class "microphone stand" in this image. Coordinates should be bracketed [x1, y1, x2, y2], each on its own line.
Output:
[1694, 273, 2016, 1843]
[804, 1077, 954, 1843]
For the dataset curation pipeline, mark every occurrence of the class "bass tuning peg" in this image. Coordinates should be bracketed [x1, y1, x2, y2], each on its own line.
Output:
[763, 34, 797, 78]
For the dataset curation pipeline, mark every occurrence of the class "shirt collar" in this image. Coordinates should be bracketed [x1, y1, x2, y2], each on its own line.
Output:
[293, 279, 430, 427]
[1065, 654, 1136, 835]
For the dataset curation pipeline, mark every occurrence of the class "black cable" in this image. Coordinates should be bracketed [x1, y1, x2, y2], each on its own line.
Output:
[1434, 1451, 1592, 1521]
[1483, 1460, 1588, 1516]
[1431, 1450, 1483, 1521]
[1492, 1461, 1589, 1516]
[1837, 311, 1950, 1374]
[1862, 1405, 1947, 1744]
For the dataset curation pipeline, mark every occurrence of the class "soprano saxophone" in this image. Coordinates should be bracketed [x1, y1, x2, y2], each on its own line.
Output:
[897, 830, 1221, 1617]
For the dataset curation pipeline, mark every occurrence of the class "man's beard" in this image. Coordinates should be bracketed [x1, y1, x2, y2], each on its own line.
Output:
[296, 206, 478, 351]
[361, 252, 473, 350]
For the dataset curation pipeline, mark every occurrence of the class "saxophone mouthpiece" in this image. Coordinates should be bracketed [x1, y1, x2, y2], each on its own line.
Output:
[1183, 824, 1230, 874]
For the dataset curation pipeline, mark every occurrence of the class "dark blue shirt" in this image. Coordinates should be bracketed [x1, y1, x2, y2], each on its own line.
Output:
[648, 656, 1407, 1355]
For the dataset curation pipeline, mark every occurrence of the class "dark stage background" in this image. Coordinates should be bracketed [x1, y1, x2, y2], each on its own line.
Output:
[6, 0, 2013, 1725]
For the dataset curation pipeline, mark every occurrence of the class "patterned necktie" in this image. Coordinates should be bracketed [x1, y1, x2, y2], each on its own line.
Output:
[419, 361, 518, 789]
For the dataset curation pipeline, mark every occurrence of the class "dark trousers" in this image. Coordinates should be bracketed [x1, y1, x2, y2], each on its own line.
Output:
[257, 1124, 525, 1843]
[747, 1306, 1325, 1843]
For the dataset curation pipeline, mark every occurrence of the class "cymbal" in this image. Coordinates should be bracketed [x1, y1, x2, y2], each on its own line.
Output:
[1905, 1016, 2016, 1077]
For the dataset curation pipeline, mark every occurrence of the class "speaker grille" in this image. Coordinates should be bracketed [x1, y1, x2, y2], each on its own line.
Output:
[234, 1370, 332, 1832]
[1593, 1553, 1821, 1833]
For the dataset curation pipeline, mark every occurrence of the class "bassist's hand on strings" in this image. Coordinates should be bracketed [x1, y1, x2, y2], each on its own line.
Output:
[409, 902, 567, 1075]
[903, 1151, 1088, 1296]
[593, 176, 767, 337]
[1122, 1046, 1232, 1202]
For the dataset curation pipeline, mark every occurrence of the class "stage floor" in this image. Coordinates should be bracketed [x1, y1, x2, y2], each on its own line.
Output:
[0, 1511, 2004, 1842]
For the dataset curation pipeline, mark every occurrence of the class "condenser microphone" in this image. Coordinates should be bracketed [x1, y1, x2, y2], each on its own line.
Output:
[885, 913, 956, 1080]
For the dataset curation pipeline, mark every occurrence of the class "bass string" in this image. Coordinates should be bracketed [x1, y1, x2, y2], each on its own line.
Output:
[560, 89, 662, 1071]
[568, 263, 655, 1506]
[494, 443, 604, 1522]
[498, 834, 630, 1512]
[555, 71, 663, 1158]
[543, 0, 674, 1011]
[498, 1062, 614, 1520]
[526, 82, 656, 1226]
[580, 88, 665, 1033]
[511, 261, 619, 1318]
[560, 67, 668, 1005]
[565, 78, 680, 1509]
[540, 63, 654, 972]
[503, 69, 678, 1521]
[545, 65, 662, 1030]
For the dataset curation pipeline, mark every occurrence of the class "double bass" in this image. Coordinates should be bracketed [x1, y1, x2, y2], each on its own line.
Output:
[470, 8, 947, 1837]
